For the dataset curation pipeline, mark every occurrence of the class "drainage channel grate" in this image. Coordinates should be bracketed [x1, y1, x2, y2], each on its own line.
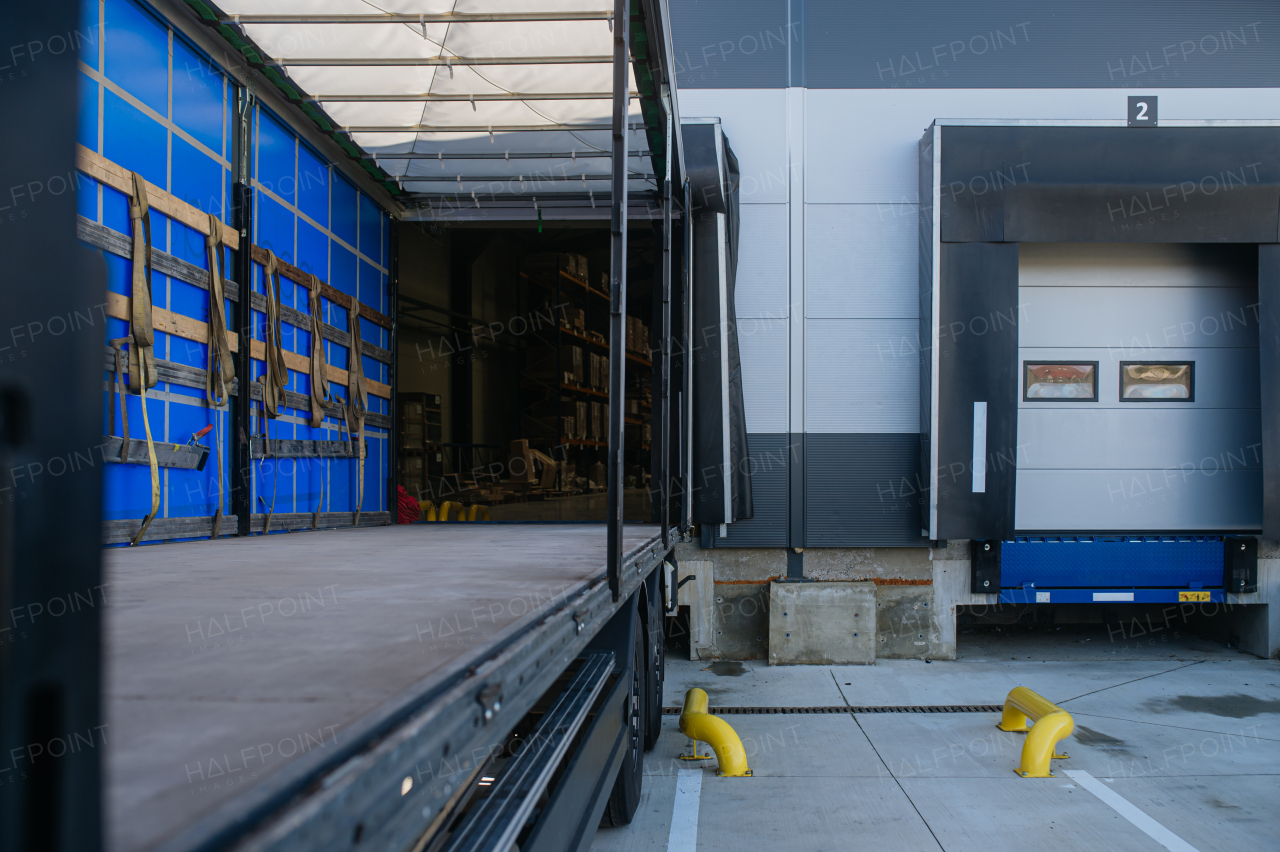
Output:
[661, 705, 1003, 715]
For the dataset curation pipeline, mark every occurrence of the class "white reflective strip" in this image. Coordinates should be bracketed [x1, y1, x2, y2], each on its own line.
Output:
[972, 401, 987, 493]
[666, 768, 703, 852]
[1093, 592, 1134, 601]
[1065, 771, 1201, 852]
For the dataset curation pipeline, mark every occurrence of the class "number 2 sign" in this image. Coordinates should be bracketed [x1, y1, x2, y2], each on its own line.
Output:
[1127, 96, 1158, 127]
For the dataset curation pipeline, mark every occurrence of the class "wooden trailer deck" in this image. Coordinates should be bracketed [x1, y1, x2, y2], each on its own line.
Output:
[103, 523, 663, 852]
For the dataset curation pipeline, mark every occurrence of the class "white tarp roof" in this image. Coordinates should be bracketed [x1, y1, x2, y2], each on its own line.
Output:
[216, 1, 658, 214]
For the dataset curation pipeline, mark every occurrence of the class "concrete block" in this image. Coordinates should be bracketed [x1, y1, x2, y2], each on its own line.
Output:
[875, 585, 945, 660]
[803, 547, 932, 582]
[769, 581, 876, 665]
[711, 583, 770, 660]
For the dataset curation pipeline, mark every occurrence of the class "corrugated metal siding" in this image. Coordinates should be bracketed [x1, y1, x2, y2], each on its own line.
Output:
[806, 204, 917, 319]
[738, 322, 789, 434]
[735, 204, 790, 319]
[806, 89, 1280, 205]
[803, 1, 1280, 89]
[669, 0, 791, 89]
[805, 319, 919, 433]
[720, 433, 789, 546]
[804, 434, 926, 546]
[82, 0, 391, 535]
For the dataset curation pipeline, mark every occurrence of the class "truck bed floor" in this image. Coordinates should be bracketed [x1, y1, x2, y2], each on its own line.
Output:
[104, 523, 661, 852]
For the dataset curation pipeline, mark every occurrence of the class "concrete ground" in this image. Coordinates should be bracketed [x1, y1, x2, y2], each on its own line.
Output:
[594, 633, 1280, 851]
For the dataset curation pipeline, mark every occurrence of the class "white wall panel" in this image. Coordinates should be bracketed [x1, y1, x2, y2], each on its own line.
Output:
[804, 88, 1280, 203]
[1018, 287, 1259, 350]
[679, 89, 789, 204]
[1018, 408, 1262, 471]
[737, 321, 789, 433]
[1015, 469, 1262, 531]
[735, 203, 790, 318]
[805, 203, 918, 318]
[805, 318, 918, 433]
[1017, 347, 1260, 411]
[1020, 243, 1257, 289]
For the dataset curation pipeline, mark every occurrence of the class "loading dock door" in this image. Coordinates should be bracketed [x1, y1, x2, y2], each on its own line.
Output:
[1016, 243, 1261, 532]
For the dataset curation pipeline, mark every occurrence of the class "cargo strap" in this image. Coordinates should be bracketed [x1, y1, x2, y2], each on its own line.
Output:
[307, 275, 334, 529]
[204, 214, 234, 539]
[108, 172, 160, 546]
[345, 301, 369, 527]
[257, 250, 289, 419]
[254, 250, 289, 534]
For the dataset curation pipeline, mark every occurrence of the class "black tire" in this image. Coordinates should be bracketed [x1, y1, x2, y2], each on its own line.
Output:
[643, 605, 664, 751]
[601, 613, 645, 827]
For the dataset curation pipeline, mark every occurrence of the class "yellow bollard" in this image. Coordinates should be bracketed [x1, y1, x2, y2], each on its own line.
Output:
[998, 686, 1074, 778]
[438, 501, 465, 521]
[467, 504, 490, 522]
[678, 688, 752, 777]
[418, 500, 437, 522]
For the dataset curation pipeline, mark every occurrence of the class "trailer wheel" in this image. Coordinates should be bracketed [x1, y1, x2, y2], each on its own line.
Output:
[601, 615, 646, 826]
[643, 607, 664, 751]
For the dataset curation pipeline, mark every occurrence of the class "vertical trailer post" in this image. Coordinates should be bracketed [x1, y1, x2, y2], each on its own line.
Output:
[0, 2, 104, 848]
[232, 87, 255, 536]
[607, 0, 631, 600]
[388, 222, 399, 516]
[660, 115, 673, 548]
[682, 179, 694, 533]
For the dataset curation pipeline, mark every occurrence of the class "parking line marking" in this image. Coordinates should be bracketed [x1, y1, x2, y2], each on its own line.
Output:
[1064, 770, 1200, 852]
[666, 768, 702, 852]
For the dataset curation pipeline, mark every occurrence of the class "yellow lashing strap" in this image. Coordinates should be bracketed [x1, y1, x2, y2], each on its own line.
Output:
[204, 214, 234, 540]
[306, 275, 336, 530]
[345, 302, 368, 527]
[254, 250, 289, 535]
[257, 250, 289, 418]
[108, 172, 160, 546]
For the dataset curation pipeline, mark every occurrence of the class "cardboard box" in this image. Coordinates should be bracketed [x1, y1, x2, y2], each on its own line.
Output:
[562, 345, 583, 384]
[576, 401, 588, 438]
[566, 307, 585, 330]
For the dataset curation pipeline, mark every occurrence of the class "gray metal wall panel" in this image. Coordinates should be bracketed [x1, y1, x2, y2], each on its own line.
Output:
[735, 203, 790, 318]
[805, 89, 1280, 205]
[1017, 347, 1261, 411]
[669, 0, 792, 89]
[738, 321, 790, 433]
[804, 1, 1280, 89]
[806, 204, 918, 319]
[804, 434, 927, 546]
[1020, 243, 1258, 289]
[1015, 469, 1262, 532]
[805, 318, 919, 433]
[720, 433, 789, 546]
[1019, 287, 1260, 349]
[680, 90, 790, 204]
[1018, 408, 1262, 471]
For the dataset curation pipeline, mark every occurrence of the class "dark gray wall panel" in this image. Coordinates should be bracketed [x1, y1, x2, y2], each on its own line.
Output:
[937, 243, 1019, 540]
[718, 434, 789, 547]
[805, 1, 1280, 88]
[669, 0, 792, 89]
[940, 127, 1280, 244]
[805, 434, 928, 547]
[1260, 245, 1280, 538]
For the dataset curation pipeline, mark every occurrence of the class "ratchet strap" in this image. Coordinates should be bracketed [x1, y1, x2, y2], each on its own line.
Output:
[257, 250, 289, 419]
[204, 214, 234, 539]
[307, 275, 335, 529]
[109, 172, 160, 545]
[345, 302, 369, 527]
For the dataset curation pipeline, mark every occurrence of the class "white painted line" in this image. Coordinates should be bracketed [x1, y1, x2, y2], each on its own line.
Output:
[1064, 770, 1200, 852]
[666, 768, 703, 852]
